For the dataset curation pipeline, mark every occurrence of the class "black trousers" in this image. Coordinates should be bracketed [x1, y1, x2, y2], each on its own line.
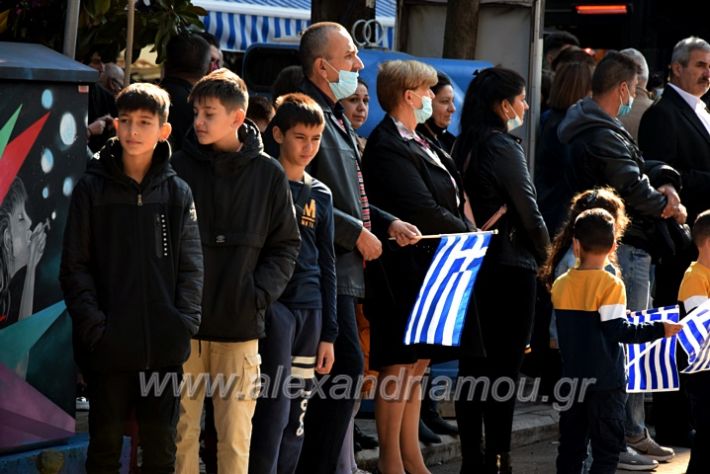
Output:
[556, 389, 626, 474]
[86, 368, 181, 474]
[456, 264, 536, 470]
[686, 371, 710, 474]
[296, 294, 364, 474]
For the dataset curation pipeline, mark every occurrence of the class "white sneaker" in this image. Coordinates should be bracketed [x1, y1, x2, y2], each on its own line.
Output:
[627, 428, 675, 462]
[617, 446, 659, 471]
[75, 396, 90, 411]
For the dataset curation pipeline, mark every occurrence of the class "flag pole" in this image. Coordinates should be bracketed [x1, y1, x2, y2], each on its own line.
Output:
[388, 229, 498, 241]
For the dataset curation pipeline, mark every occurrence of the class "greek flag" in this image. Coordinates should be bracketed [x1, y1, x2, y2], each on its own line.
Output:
[404, 232, 492, 347]
[625, 306, 680, 393]
[677, 299, 710, 374]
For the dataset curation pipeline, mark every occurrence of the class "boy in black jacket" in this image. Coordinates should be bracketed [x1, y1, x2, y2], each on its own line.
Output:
[249, 93, 337, 473]
[60, 83, 204, 473]
[172, 69, 300, 474]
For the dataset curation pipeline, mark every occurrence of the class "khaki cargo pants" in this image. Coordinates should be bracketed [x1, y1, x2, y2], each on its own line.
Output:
[175, 339, 261, 474]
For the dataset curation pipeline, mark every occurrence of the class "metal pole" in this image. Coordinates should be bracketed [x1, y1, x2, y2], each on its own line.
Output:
[527, 0, 544, 176]
[63, 0, 81, 59]
[124, 0, 136, 87]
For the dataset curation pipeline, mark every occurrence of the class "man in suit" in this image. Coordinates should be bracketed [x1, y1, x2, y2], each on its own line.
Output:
[640, 36, 710, 225]
[638, 35, 710, 447]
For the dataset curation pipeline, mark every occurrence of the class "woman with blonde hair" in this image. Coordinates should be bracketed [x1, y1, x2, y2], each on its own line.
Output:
[362, 60, 472, 474]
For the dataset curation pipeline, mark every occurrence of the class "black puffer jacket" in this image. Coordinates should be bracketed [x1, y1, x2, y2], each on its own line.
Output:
[60, 139, 203, 372]
[172, 121, 300, 342]
[558, 97, 680, 254]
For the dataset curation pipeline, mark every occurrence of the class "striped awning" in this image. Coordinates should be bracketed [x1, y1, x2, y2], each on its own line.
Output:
[194, 0, 396, 52]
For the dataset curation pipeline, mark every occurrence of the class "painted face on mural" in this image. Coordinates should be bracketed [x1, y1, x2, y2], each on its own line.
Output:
[7, 202, 32, 272]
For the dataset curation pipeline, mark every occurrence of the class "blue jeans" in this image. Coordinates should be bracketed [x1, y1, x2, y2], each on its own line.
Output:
[617, 244, 652, 439]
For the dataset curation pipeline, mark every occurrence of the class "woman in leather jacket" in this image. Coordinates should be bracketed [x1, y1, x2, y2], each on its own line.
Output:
[452, 67, 550, 474]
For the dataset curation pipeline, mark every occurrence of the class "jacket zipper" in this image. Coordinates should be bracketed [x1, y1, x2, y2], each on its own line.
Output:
[136, 187, 150, 369]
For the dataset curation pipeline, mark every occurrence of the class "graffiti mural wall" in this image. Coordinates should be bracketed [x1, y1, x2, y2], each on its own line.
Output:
[0, 42, 97, 453]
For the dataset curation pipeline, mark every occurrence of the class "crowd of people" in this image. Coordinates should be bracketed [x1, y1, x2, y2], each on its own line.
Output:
[57, 20, 710, 474]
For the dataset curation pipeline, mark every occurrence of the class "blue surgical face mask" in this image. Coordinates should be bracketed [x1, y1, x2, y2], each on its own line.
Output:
[506, 113, 523, 132]
[618, 84, 634, 117]
[412, 93, 433, 124]
[324, 60, 359, 101]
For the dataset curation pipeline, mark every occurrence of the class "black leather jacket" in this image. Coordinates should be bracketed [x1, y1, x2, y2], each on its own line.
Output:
[558, 97, 679, 255]
[265, 79, 396, 298]
[461, 129, 550, 271]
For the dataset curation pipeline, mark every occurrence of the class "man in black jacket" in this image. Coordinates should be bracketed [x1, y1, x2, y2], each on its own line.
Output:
[60, 83, 204, 473]
[160, 33, 211, 152]
[265, 22, 420, 474]
[638, 35, 710, 448]
[559, 51, 685, 470]
[172, 69, 301, 474]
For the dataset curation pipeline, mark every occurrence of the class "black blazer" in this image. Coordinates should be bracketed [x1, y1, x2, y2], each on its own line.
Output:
[639, 84, 710, 221]
[361, 116, 473, 346]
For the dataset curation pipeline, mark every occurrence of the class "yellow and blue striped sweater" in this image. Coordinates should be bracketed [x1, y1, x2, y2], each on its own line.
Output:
[551, 269, 665, 390]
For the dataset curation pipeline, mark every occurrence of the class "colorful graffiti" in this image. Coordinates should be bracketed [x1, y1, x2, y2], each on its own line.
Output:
[0, 80, 89, 453]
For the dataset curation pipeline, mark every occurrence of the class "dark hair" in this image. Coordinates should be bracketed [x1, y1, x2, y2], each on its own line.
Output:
[573, 208, 616, 254]
[544, 31, 580, 56]
[198, 31, 220, 48]
[453, 67, 525, 170]
[551, 46, 596, 72]
[357, 77, 369, 89]
[540, 187, 628, 289]
[299, 22, 344, 77]
[431, 71, 452, 95]
[272, 65, 305, 102]
[247, 95, 275, 123]
[592, 51, 640, 95]
[164, 33, 211, 80]
[272, 93, 325, 134]
[548, 61, 594, 110]
[116, 83, 171, 124]
[189, 68, 249, 111]
[693, 210, 710, 247]
[0, 178, 28, 318]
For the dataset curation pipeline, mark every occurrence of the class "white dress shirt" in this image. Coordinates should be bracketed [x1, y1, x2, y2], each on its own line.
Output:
[668, 82, 710, 137]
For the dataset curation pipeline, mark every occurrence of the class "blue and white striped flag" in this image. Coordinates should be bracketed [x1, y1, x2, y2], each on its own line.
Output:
[625, 306, 680, 393]
[404, 232, 492, 347]
[677, 299, 710, 374]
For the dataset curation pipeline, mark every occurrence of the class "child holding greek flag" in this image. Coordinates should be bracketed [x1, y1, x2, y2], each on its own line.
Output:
[677, 210, 710, 474]
[552, 209, 682, 473]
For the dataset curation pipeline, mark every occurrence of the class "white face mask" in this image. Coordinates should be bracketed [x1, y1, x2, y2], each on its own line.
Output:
[506, 111, 523, 132]
[324, 60, 359, 101]
[411, 93, 433, 124]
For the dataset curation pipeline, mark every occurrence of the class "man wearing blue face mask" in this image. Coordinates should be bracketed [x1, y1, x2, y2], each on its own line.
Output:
[263, 21, 421, 474]
[559, 51, 686, 472]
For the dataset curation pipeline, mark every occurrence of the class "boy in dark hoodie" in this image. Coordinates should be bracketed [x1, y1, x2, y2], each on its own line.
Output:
[60, 83, 204, 473]
[171, 68, 300, 474]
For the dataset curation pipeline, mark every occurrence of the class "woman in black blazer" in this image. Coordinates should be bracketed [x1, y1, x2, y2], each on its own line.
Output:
[452, 67, 550, 473]
[362, 60, 472, 474]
